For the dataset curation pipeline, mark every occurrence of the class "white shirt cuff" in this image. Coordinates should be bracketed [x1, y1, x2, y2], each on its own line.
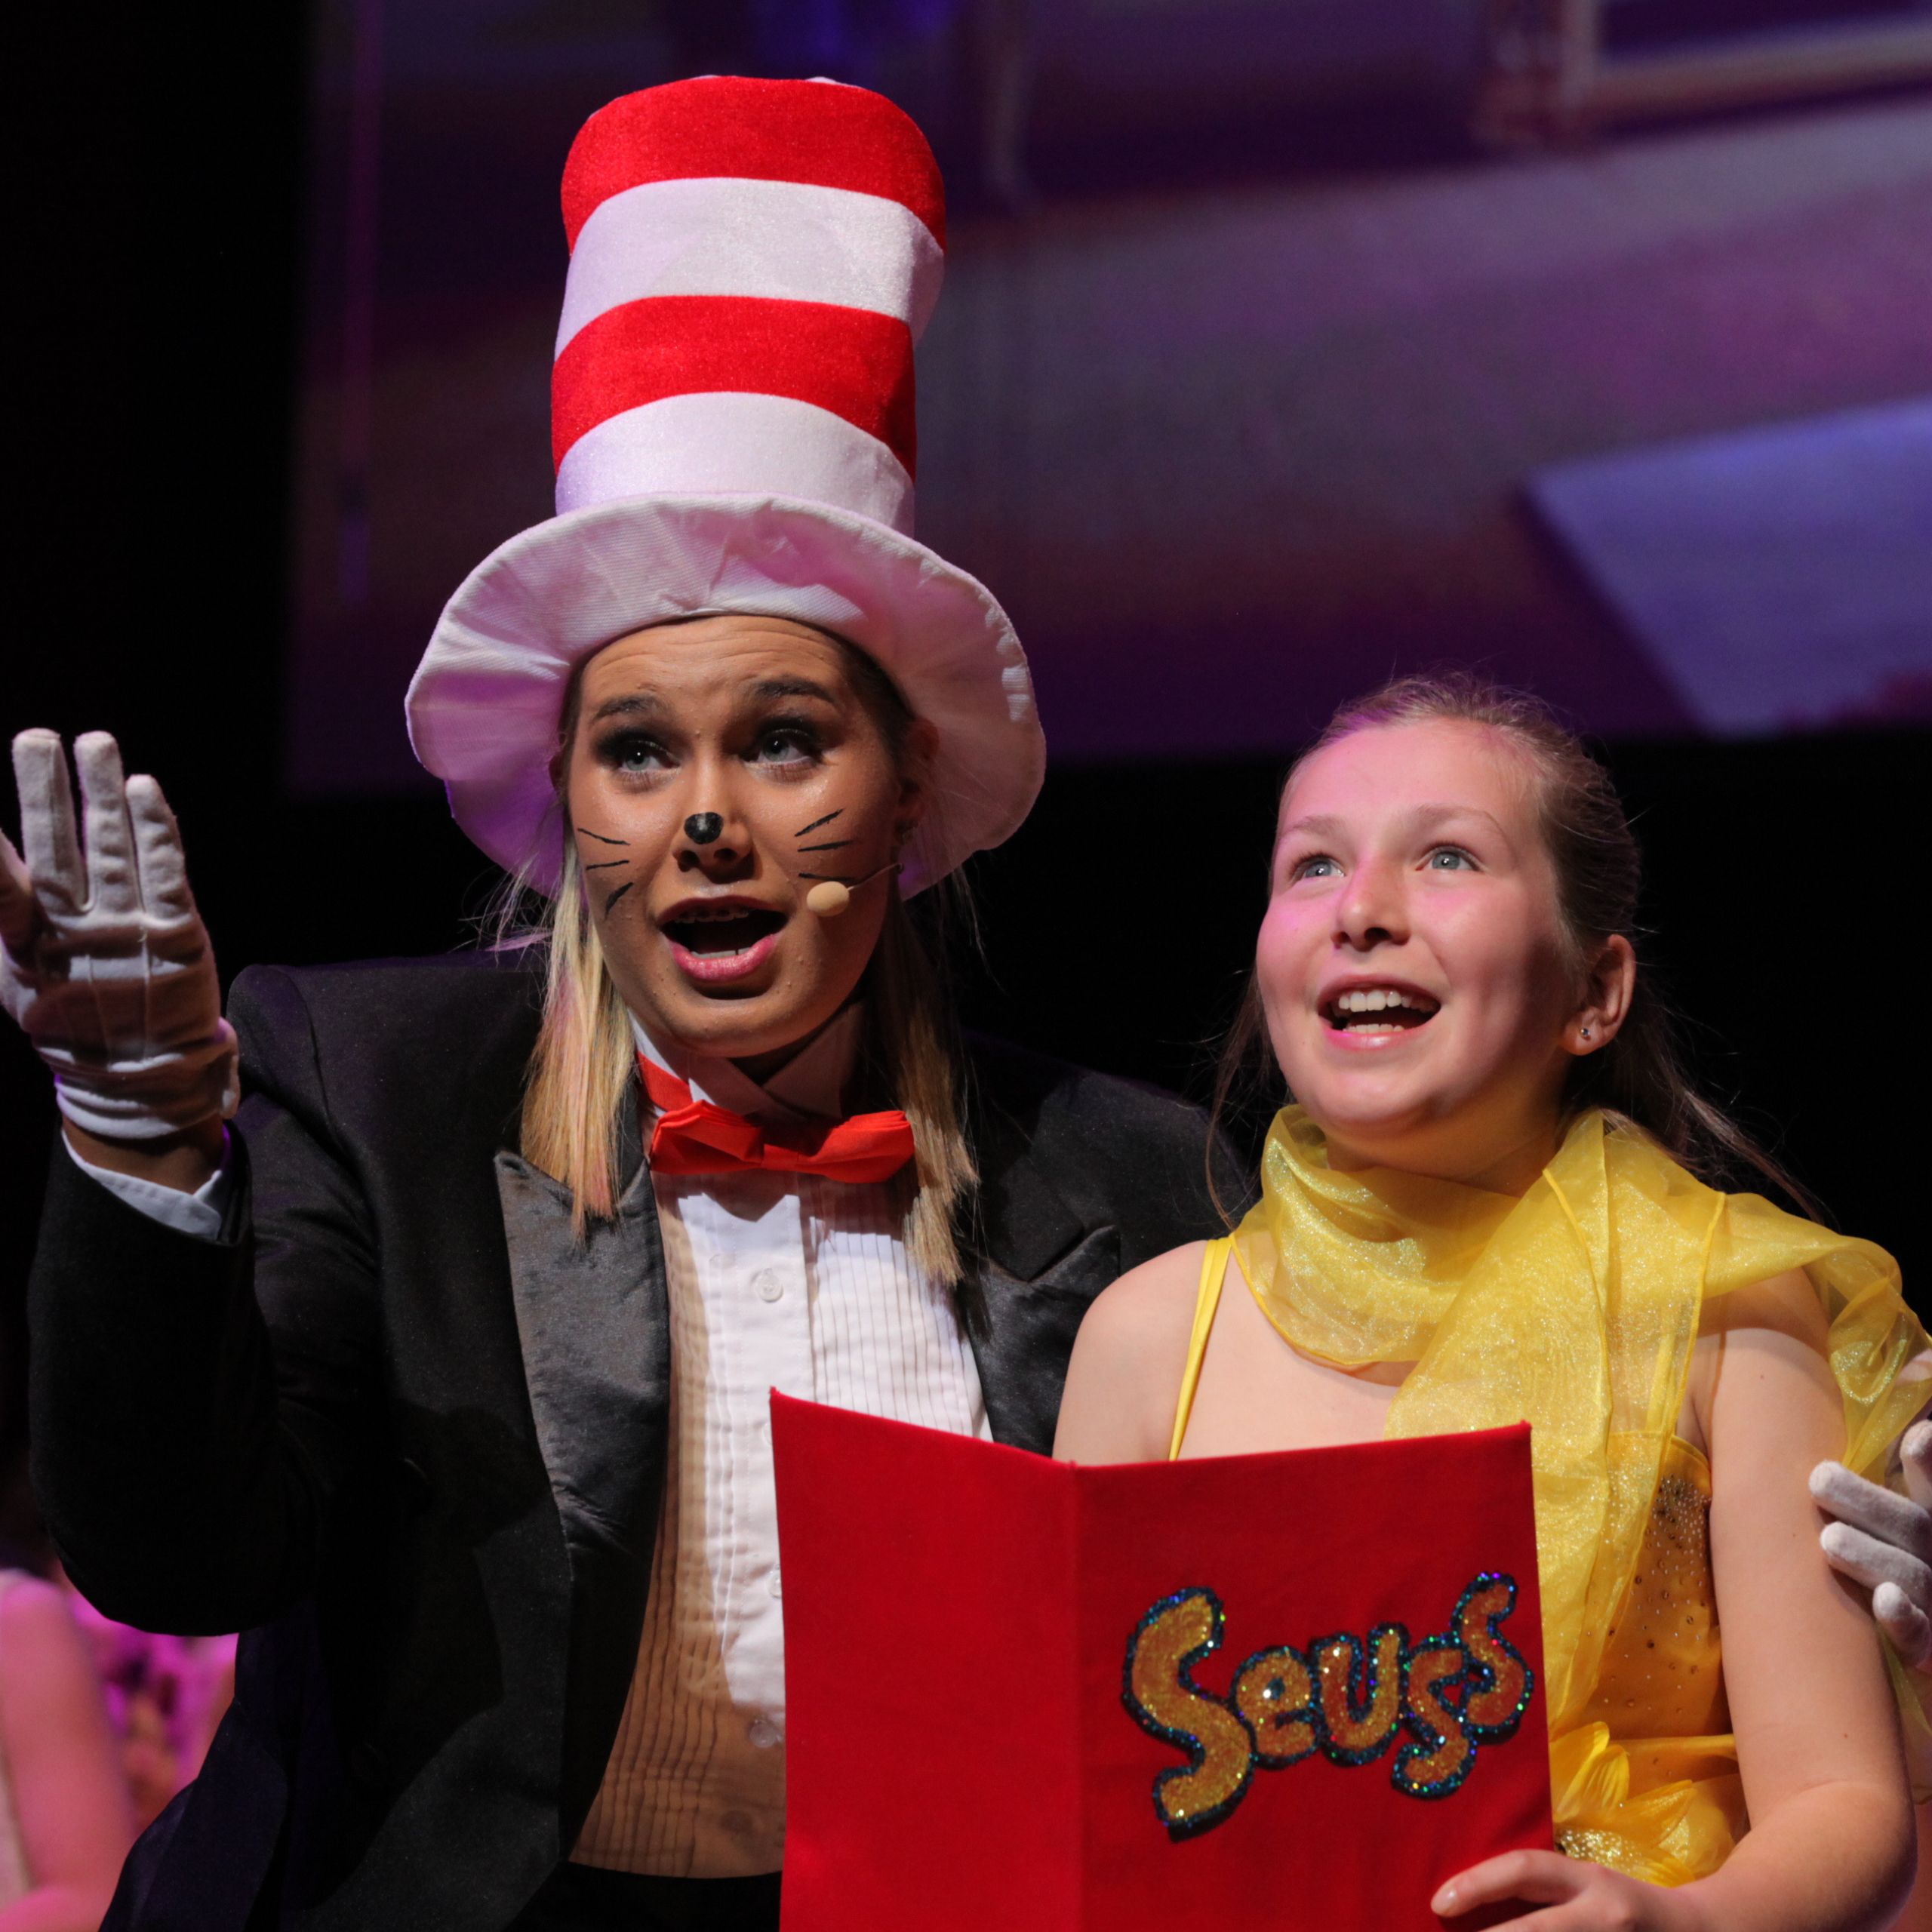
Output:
[66, 1134, 235, 1241]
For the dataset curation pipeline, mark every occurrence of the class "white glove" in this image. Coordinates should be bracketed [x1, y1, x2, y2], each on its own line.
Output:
[0, 730, 237, 1140]
[1810, 1417, 1932, 1669]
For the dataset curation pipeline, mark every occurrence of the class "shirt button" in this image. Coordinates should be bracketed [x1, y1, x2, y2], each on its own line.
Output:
[768, 1567, 783, 1598]
[752, 1269, 783, 1303]
[747, 1715, 780, 1749]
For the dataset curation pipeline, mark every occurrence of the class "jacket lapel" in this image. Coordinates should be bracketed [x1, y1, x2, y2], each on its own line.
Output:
[494, 1084, 672, 1837]
[964, 1058, 1124, 1455]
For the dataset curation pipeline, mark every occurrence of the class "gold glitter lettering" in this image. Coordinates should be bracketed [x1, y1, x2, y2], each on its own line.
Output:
[1231, 1647, 1318, 1767]
[1120, 1571, 1535, 1839]
[1314, 1626, 1404, 1764]
[1121, 1589, 1255, 1838]
[1456, 1575, 1533, 1739]
[1392, 1642, 1475, 1797]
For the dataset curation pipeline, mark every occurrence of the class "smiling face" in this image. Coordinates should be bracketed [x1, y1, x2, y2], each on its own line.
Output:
[1257, 718, 1626, 1192]
[564, 614, 930, 1066]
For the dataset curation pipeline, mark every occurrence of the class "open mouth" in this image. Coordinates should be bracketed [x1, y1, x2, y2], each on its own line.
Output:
[1321, 986, 1441, 1035]
[663, 904, 786, 957]
[661, 903, 787, 960]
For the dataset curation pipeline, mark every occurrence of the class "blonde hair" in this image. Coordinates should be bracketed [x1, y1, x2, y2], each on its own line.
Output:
[515, 638, 977, 1281]
[517, 833, 641, 1229]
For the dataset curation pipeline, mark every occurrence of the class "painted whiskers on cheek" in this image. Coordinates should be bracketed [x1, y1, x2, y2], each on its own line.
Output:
[787, 805, 906, 918]
[575, 827, 636, 912]
[792, 808, 852, 872]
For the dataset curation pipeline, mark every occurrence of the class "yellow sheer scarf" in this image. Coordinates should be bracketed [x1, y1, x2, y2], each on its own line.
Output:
[1232, 1106, 1927, 1880]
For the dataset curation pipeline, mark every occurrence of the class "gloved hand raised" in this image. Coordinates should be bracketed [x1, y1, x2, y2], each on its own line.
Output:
[0, 731, 237, 1140]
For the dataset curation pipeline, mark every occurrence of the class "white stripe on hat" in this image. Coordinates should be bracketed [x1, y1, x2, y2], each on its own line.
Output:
[554, 389, 916, 531]
[555, 175, 946, 360]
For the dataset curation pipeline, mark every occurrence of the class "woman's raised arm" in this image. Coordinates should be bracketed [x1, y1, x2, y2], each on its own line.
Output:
[6, 737, 386, 1635]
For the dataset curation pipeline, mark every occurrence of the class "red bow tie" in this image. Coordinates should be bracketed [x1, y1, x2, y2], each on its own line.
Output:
[638, 1054, 915, 1185]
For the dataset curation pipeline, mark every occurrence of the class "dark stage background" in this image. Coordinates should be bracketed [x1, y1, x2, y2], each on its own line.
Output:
[5, 2, 1930, 1543]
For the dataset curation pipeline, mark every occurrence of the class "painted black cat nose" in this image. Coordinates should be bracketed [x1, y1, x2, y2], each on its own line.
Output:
[683, 813, 724, 846]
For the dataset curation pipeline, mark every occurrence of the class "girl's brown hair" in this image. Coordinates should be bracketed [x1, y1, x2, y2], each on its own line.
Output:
[1211, 671, 1812, 1216]
[509, 629, 977, 1279]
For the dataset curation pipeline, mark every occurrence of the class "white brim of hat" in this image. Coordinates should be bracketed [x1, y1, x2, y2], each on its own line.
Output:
[406, 492, 1045, 898]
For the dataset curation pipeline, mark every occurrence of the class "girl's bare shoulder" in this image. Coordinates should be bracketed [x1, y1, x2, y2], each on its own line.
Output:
[1055, 1241, 1213, 1463]
[1076, 1240, 1212, 1361]
[1700, 1266, 1828, 1346]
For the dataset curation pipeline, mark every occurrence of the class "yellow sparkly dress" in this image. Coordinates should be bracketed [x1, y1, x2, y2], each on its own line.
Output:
[1172, 1108, 1927, 1887]
[1561, 1438, 1740, 1877]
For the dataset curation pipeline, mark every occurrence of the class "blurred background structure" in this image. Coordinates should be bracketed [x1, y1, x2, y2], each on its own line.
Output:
[6, 1, 1930, 1573]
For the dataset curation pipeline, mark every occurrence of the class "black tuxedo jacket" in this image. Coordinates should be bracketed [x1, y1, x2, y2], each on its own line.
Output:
[29, 951, 1235, 1931]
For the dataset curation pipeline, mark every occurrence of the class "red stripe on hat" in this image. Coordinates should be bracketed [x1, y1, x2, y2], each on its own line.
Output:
[562, 77, 945, 254]
[552, 295, 917, 477]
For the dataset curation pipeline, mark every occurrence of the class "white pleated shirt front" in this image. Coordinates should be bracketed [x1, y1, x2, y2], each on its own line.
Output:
[572, 1009, 992, 1878]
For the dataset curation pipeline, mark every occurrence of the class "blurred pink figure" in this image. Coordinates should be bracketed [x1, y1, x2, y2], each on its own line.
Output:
[0, 1566, 136, 1924]
[55, 1576, 236, 1832]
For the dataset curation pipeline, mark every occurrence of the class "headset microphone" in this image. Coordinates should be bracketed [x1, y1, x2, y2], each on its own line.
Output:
[804, 863, 902, 917]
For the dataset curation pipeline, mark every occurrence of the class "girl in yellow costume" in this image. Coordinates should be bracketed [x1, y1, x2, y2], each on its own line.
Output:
[1056, 676, 1925, 1931]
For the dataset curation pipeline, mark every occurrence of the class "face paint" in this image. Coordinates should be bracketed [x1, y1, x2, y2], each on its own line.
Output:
[577, 826, 636, 886]
[792, 805, 886, 905]
[795, 804, 855, 863]
[565, 616, 921, 1063]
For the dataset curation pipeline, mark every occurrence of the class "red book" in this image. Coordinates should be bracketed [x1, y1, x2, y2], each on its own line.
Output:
[774, 1398, 1552, 1930]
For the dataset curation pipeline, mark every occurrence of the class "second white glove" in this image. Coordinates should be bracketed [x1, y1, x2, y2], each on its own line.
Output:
[1810, 1420, 1932, 1669]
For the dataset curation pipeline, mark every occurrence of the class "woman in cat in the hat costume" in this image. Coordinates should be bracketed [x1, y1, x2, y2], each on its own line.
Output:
[2, 78, 1232, 1930]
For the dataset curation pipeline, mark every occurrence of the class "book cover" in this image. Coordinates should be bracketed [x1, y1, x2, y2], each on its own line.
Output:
[774, 1398, 1550, 1930]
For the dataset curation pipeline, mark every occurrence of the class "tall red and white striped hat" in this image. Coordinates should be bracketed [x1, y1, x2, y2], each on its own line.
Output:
[407, 76, 1044, 897]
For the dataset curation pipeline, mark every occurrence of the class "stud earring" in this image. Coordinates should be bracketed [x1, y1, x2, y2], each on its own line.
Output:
[1581, 1026, 1593, 1041]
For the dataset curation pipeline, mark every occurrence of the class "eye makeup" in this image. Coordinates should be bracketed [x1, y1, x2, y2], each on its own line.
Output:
[595, 728, 672, 775]
[746, 715, 826, 767]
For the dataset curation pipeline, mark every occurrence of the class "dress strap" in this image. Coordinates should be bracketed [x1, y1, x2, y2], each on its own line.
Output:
[1169, 1238, 1235, 1462]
